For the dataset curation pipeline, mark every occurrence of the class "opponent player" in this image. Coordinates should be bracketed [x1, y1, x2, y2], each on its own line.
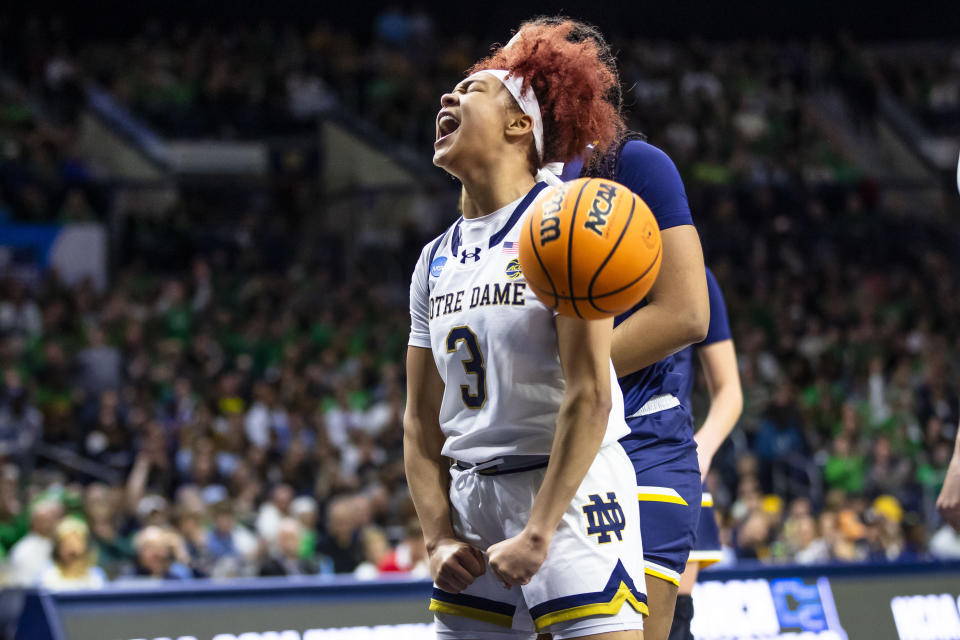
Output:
[491, 19, 710, 640]
[405, 22, 647, 640]
[590, 132, 708, 640]
[669, 267, 742, 640]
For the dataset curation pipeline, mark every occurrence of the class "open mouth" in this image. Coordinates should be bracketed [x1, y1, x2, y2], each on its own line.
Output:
[436, 113, 460, 143]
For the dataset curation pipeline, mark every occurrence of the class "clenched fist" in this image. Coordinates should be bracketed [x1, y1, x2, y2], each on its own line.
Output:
[428, 537, 486, 593]
[487, 529, 550, 588]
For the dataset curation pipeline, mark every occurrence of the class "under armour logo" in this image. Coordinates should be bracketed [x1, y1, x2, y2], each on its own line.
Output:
[460, 247, 482, 264]
[582, 492, 626, 544]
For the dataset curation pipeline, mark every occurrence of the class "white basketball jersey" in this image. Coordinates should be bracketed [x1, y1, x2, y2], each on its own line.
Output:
[408, 184, 629, 463]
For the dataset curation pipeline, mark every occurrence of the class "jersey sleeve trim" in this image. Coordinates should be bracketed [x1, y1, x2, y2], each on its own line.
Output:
[408, 239, 439, 349]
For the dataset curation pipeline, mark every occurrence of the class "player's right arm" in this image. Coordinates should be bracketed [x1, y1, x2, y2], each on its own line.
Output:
[403, 347, 484, 592]
[936, 418, 960, 530]
[404, 246, 484, 593]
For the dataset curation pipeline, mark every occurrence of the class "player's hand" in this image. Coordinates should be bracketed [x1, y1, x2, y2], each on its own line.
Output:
[428, 537, 486, 593]
[487, 529, 550, 588]
[936, 456, 960, 531]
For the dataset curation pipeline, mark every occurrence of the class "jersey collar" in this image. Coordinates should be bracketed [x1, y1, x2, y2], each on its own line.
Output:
[452, 182, 548, 257]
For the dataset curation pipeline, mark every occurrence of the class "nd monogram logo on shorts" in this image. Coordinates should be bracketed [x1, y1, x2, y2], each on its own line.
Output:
[582, 492, 626, 544]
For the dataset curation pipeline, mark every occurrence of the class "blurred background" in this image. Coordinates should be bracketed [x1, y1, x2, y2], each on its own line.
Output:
[1, 1, 959, 636]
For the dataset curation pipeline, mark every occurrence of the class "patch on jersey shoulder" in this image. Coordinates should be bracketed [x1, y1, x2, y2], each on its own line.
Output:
[505, 258, 523, 280]
[430, 256, 447, 277]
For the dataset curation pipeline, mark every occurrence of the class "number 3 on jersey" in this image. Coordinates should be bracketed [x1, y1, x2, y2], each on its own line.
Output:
[446, 326, 486, 409]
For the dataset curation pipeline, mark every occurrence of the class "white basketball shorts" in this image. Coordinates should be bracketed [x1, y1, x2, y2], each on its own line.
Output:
[431, 443, 647, 640]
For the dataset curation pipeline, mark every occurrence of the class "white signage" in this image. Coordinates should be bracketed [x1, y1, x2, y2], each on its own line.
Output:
[891, 594, 960, 640]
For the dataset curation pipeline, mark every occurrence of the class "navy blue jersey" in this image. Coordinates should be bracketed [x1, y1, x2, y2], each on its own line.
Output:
[563, 140, 698, 462]
[561, 140, 693, 231]
[676, 267, 732, 407]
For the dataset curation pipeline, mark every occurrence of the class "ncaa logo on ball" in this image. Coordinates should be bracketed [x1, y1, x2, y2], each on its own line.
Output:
[583, 182, 618, 239]
[429, 256, 447, 277]
[505, 258, 523, 280]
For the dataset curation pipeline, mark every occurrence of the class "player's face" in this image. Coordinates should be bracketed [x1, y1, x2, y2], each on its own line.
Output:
[433, 72, 515, 175]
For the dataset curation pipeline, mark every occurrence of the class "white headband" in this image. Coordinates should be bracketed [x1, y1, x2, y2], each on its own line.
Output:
[472, 69, 563, 186]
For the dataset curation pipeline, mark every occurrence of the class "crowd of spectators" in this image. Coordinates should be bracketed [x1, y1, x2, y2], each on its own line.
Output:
[0, 89, 101, 225]
[1, 178, 958, 587]
[0, 247, 429, 588]
[4, 12, 864, 188]
[870, 44, 960, 134]
[691, 178, 960, 562]
[2, 13, 879, 232]
[0, 13, 959, 589]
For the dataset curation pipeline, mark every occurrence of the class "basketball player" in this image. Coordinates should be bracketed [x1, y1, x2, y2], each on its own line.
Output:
[669, 267, 742, 640]
[405, 22, 647, 640]
[476, 19, 709, 640]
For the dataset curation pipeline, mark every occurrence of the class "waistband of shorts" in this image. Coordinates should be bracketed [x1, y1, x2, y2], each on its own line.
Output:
[626, 393, 681, 418]
[452, 455, 550, 476]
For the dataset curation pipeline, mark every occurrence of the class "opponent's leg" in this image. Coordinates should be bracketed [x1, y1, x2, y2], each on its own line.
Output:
[633, 469, 701, 640]
[643, 575, 679, 640]
[668, 562, 698, 640]
[669, 484, 719, 640]
[677, 561, 699, 595]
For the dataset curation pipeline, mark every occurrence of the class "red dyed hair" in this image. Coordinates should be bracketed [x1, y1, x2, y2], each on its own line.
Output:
[468, 20, 623, 165]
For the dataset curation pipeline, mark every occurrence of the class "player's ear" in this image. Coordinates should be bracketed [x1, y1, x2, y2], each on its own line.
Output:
[505, 112, 534, 142]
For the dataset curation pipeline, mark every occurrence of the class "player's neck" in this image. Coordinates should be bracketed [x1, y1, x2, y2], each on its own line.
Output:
[460, 164, 535, 220]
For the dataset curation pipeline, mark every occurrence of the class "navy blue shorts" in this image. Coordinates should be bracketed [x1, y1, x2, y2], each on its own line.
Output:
[688, 483, 721, 567]
[633, 451, 702, 586]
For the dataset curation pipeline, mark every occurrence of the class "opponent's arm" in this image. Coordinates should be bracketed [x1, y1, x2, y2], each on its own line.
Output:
[611, 225, 709, 377]
[694, 339, 743, 481]
[936, 419, 960, 531]
[487, 315, 613, 586]
[403, 346, 484, 592]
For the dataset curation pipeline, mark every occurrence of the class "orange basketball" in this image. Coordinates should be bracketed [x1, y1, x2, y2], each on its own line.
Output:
[519, 177, 662, 320]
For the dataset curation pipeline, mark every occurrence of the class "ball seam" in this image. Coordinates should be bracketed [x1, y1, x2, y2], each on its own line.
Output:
[527, 203, 560, 311]
[566, 179, 592, 319]
[586, 193, 636, 315]
[552, 243, 662, 301]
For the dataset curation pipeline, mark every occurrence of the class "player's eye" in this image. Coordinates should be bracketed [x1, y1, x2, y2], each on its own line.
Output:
[456, 81, 482, 94]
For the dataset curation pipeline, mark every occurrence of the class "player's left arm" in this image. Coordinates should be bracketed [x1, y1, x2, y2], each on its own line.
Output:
[487, 315, 613, 587]
[936, 418, 960, 530]
[694, 339, 743, 481]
